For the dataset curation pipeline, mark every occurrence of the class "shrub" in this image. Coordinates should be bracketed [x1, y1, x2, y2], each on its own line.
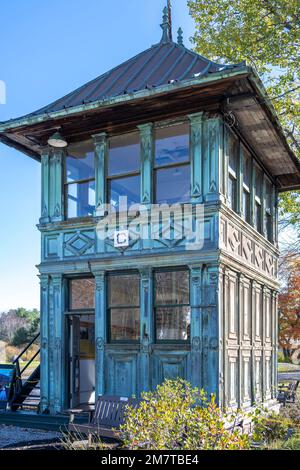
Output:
[280, 403, 300, 426]
[119, 379, 250, 450]
[252, 412, 290, 444]
[11, 327, 29, 346]
[281, 435, 300, 450]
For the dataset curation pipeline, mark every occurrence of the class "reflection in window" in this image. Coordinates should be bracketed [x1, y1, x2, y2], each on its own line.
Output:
[65, 140, 95, 218]
[108, 133, 140, 210]
[254, 165, 263, 233]
[242, 147, 251, 223]
[227, 131, 238, 211]
[69, 278, 95, 310]
[154, 124, 190, 204]
[154, 269, 190, 341]
[265, 179, 273, 242]
[108, 273, 140, 342]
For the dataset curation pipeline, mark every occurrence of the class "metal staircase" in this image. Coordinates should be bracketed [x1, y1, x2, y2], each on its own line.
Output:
[10, 333, 40, 412]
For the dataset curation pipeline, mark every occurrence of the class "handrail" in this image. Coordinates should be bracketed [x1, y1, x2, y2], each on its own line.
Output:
[20, 349, 40, 376]
[13, 332, 40, 364]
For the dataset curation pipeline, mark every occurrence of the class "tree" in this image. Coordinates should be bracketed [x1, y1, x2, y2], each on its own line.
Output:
[278, 257, 300, 359]
[188, 0, 300, 231]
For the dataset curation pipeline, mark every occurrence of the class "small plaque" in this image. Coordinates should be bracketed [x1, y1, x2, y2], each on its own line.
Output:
[114, 230, 129, 248]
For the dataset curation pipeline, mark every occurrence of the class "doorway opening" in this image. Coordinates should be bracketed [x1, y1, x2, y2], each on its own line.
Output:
[68, 314, 95, 408]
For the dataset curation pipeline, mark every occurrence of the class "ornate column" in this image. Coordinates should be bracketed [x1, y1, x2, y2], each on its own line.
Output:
[138, 124, 154, 206]
[49, 149, 64, 222]
[139, 267, 153, 393]
[39, 274, 50, 412]
[203, 113, 223, 202]
[188, 113, 203, 203]
[51, 274, 65, 412]
[93, 133, 108, 216]
[189, 265, 202, 388]
[93, 270, 106, 397]
[201, 265, 220, 398]
[40, 148, 50, 224]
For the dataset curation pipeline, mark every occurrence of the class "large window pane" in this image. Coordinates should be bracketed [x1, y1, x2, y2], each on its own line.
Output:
[155, 165, 190, 204]
[66, 140, 94, 183]
[109, 175, 140, 209]
[156, 306, 191, 341]
[229, 133, 238, 173]
[108, 273, 140, 307]
[108, 273, 140, 342]
[155, 270, 189, 305]
[228, 176, 236, 210]
[108, 132, 140, 176]
[69, 278, 95, 310]
[155, 124, 189, 167]
[67, 180, 95, 218]
[110, 308, 140, 341]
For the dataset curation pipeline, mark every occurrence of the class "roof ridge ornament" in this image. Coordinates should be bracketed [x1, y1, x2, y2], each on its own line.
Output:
[160, 5, 172, 43]
[177, 27, 184, 46]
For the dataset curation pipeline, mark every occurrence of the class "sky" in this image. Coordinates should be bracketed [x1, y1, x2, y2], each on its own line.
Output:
[0, 0, 195, 311]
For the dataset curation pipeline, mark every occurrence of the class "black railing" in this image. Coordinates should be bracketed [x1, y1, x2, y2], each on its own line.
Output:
[11, 333, 40, 410]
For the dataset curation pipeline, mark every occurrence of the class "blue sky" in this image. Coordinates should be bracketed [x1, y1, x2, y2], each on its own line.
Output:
[0, 0, 195, 311]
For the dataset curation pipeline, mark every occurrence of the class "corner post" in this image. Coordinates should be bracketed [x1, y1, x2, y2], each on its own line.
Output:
[139, 267, 153, 394]
[189, 265, 202, 388]
[138, 123, 154, 206]
[202, 113, 223, 202]
[93, 270, 106, 397]
[93, 133, 108, 216]
[52, 274, 65, 412]
[49, 149, 64, 222]
[40, 148, 50, 224]
[39, 274, 50, 412]
[188, 112, 203, 203]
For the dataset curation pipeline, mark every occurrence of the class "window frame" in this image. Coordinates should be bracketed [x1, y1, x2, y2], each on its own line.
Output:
[242, 147, 251, 224]
[264, 177, 273, 242]
[106, 132, 141, 211]
[254, 163, 263, 234]
[64, 144, 96, 220]
[67, 276, 96, 314]
[153, 122, 191, 205]
[227, 130, 239, 212]
[107, 270, 141, 344]
[153, 267, 191, 344]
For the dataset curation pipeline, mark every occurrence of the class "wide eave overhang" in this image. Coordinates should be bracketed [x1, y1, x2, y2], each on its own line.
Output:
[0, 65, 299, 192]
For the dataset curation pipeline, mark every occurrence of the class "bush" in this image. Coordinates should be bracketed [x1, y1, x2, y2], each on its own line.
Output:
[280, 403, 300, 426]
[252, 412, 290, 444]
[11, 327, 29, 346]
[119, 379, 250, 450]
[281, 435, 300, 450]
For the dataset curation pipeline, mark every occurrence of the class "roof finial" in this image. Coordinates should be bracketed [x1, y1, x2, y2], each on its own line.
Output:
[177, 27, 184, 46]
[160, 5, 172, 43]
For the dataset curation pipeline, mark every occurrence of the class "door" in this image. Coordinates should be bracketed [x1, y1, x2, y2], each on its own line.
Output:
[69, 316, 80, 407]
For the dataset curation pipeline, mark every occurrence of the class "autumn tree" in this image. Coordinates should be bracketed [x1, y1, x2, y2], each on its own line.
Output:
[188, 0, 300, 236]
[278, 258, 300, 359]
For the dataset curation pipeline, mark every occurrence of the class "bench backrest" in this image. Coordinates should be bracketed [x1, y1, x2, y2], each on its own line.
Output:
[290, 381, 300, 394]
[92, 395, 138, 428]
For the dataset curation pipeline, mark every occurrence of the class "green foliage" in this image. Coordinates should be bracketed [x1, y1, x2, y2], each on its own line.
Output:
[119, 379, 250, 450]
[11, 327, 30, 346]
[281, 435, 300, 450]
[188, 0, 300, 230]
[252, 412, 290, 444]
[278, 351, 292, 363]
[280, 403, 300, 426]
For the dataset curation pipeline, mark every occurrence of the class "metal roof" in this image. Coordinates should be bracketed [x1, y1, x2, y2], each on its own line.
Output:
[24, 41, 240, 119]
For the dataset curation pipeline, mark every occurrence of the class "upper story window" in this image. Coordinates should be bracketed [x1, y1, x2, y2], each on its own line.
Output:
[65, 140, 95, 218]
[242, 147, 251, 223]
[265, 179, 273, 242]
[108, 132, 140, 211]
[154, 124, 190, 204]
[154, 268, 190, 342]
[228, 132, 239, 211]
[107, 272, 140, 342]
[254, 164, 263, 233]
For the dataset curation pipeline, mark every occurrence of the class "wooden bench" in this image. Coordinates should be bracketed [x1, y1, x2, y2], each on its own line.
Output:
[68, 395, 138, 440]
[277, 380, 299, 405]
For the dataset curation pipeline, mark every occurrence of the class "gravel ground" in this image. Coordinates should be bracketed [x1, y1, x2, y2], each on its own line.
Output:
[0, 425, 61, 449]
